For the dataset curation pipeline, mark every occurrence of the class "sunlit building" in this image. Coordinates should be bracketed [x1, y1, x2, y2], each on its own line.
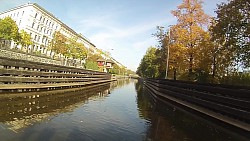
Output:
[0, 3, 96, 55]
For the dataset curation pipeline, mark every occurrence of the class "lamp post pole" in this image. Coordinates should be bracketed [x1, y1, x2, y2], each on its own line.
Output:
[165, 27, 171, 79]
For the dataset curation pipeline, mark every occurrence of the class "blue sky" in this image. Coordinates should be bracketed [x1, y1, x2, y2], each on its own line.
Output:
[0, 0, 227, 71]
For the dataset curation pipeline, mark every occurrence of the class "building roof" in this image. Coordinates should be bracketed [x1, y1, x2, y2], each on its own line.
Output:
[97, 58, 105, 62]
[106, 59, 114, 63]
[0, 3, 96, 48]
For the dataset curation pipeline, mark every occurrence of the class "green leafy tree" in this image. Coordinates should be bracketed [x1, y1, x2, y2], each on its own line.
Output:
[0, 17, 20, 43]
[85, 53, 103, 70]
[66, 37, 87, 60]
[137, 47, 160, 78]
[153, 26, 168, 78]
[210, 0, 250, 69]
[18, 29, 33, 51]
[49, 31, 67, 57]
[110, 63, 120, 74]
[87, 53, 103, 62]
[85, 60, 99, 70]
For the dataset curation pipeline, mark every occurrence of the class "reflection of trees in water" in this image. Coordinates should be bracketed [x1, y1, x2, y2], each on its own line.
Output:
[111, 78, 136, 89]
[135, 81, 246, 141]
[0, 83, 111, 131]
[135, 79, 152, 121]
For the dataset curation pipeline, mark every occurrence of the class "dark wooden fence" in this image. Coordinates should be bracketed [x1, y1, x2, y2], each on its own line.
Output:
[144, 78, 250, 132]
[0, 57, 111, 92]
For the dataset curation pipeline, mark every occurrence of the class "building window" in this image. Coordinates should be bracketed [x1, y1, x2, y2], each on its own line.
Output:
[40, 16, 42, 21]
[22, 11, 24, 16]
[31, 22, 35, 28]
[19, 20, 21, 25]
[38, 36, 40, 42]
[34, 35, 37, 41]
[37, 25, 39, 30]
[17, 12, 19, 17]
[35, 13, 37, 18]
[42, 36, 45, 43]
[43, 18, 45, 23]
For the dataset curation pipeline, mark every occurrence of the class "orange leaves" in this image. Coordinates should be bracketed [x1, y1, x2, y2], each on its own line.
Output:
[170, 0, 211, 76]
[49, 31, 67, 55]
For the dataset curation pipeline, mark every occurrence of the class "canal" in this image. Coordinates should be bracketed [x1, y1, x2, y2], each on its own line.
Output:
[0, 79, 247, 141]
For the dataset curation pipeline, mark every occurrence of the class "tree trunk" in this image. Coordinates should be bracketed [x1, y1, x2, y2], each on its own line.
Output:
[212, 54, 216, 78]
[173, 67, 177, 80]
[188, 53, 193, 80]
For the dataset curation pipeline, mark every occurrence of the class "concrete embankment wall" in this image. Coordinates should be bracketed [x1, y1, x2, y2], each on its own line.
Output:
[144, 78, 250, 134]
[0, 49, 111, 93]
[0, 49, 62, 66]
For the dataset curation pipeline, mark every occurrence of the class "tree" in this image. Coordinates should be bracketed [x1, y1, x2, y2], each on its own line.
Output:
[85, 60, 99, 70]
[49, 31, 67, 57]
[210, 0, 250, 69]
[171, 0, 210, 80]
[136, 47, 160, 78]
[66, 37, 87, 60]
[18, 29, 33, 51]
[0, 17, 20, 44]
[110, 63, 120, 74]
[153, 26, 168, 78]
[87, 53, 103, 62]
[85, 53, 103, 70]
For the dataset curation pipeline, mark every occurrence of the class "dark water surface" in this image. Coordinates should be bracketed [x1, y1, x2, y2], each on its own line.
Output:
[0, 79, 247, 141]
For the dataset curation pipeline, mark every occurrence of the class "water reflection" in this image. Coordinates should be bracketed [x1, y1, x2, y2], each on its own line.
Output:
[135, 80, 249, 141]
[0, 79, 247, 141]
[0, 83, 112, 132]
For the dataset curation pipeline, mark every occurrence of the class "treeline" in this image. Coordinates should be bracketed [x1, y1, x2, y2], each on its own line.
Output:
[0, 17, 33, 50]
[0, 17, 134, 75]
[50, 31, 134, 74]
[137, 0, 249, 85]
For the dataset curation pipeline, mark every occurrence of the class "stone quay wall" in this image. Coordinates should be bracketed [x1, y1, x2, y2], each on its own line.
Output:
[0, 49, 62, 66]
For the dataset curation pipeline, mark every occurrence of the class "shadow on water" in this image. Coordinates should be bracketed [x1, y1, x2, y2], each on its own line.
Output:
[0, 83, 112, 132]
[135, 79, 249, 141]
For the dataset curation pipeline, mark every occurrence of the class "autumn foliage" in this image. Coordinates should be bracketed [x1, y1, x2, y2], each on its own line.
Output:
[137, 0, 250, 85]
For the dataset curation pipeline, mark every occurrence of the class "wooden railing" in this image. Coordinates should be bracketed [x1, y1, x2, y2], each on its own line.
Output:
[0, 56, 111, 92]
[144, 78, 250, 132]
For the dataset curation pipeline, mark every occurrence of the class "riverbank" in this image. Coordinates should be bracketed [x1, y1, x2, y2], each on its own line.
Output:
[0, 49, 112, 93]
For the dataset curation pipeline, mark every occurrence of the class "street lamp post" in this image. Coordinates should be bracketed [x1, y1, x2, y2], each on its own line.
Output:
[165, 26, 171, 79]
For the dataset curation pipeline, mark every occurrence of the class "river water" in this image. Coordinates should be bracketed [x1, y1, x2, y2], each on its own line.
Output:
[0, 79, 247, 141]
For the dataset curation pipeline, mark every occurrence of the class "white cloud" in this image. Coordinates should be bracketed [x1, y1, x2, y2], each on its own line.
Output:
[66, 6, 175, 71]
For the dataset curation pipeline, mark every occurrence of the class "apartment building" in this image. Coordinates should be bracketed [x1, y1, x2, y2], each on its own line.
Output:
[0, 3, 96, 55]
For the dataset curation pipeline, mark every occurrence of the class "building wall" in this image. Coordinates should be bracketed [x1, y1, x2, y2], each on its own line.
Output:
[0, 3, 96, 56]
